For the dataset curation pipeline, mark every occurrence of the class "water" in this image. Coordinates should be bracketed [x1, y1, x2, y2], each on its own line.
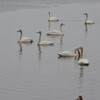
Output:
[0, 0, 100, 100]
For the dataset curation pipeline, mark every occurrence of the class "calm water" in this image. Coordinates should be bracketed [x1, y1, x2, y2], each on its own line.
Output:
[0, 0, 100, 100]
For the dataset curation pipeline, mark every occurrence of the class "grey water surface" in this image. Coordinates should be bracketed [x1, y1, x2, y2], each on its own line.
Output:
[0, 0, 100, 100]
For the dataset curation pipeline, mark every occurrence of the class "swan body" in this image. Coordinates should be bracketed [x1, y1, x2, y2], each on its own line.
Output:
[18, 37, 33, 43]
[48, 11, 59, 21]
[58, 47, 81, 58]
[47, 30, 63, 36]
[75, 46, 89, 66]
[17, 29, 33, 43]
[37, 31, 54, 46]
[58, 51, 76, 57]
[78, 58, 89, 66]
[48, 17, 59, 21]
[85, 20, 94, 24]
[84, 13, 94, 24]
[47, 23, 64, 36]
[38, 41, 53, 45]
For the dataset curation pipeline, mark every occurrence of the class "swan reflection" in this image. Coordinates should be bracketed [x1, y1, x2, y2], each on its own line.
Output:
[38, 45, 41, 61]
[18, 43, 22, 55]
[18, 42, 33, 55]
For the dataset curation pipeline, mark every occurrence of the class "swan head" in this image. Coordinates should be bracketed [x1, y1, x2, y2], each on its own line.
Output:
[17, 29, 22, 33]
[84, 12, 88, 16]
[60, 23, 64, 26]
[37, 31, 42, 34]
[78, 46, 83, 52]
[75, 46, 83, 51]
[76, 96, 83, 100]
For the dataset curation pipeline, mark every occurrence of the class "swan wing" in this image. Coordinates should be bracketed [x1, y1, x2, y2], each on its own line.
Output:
[58, 51, 76, 57]
[47, 30, 63, 36]
[86, 20, 94, 24]
[47, 30, 59, 33]
[49, 17, 59, 21]
[39, 41, 54, 45]
[21, 37, 33, 43]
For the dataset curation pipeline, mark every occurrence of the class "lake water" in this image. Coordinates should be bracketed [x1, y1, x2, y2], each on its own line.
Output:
[0, 0, 100, 100]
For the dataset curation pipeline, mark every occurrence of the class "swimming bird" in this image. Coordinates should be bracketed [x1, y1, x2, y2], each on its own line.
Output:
[47, 23, 64, 36]
[84, 13, 94, 24]
[76, 46, 89, 66]
[17, 29, 33, 43]
[58, 47, 79, 58]
[48, 11, 59, 21]
[76, 96, 83, 100]
[37, 31, 54, 46]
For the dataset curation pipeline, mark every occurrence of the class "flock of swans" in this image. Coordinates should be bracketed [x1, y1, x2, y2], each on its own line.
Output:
[17, 11, 95, 66]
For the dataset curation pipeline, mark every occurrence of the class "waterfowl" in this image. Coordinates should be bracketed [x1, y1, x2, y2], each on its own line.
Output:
[17, 29, 33, 43]
[47, 23, 64, 36]
[76, 46, 89, 66]
[37, 31, 54, 46]
[84, 13, 94, 24]
[58, 48, 79, 57]
[76, 96, 83, 100]
[48, 11, 59, 21]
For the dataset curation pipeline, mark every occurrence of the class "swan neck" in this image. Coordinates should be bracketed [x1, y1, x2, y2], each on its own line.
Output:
[80, 47, 83, 58]
[78, 50, 81, 60]
[74, 47, 83, 60]
[49, 13, 50, 19]
[85, 14, 88, 22]
[19, 31, 22, 41]
[38, 33, 41, 45]
[48, 21, 50, 31]
[60, 25, 63, 33]
[74, 49, 81, 60]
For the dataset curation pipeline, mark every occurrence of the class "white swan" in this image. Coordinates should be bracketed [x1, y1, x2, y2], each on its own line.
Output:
[76, 46, 89, 66]
[47, 23, 64, 36]
[48, 11, 59, 21]
[37, 31, 54, 46]
[58, 48, 79, 57]
[84, 13, 94, 24]
[76, 96, 83, 100]
[17, 29, 33, 43]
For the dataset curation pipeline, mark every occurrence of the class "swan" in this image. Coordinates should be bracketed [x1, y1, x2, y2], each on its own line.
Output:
[58, 48, 79, 57]
[17, 29, 33, 43]
[76, 96, 83, 100]
[76, 46, 89, 66]
[47, 23, 64, 36]
[48, 11, 59, 21]
[84, 13, 94, 24]
[37, 31, 54, 46]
